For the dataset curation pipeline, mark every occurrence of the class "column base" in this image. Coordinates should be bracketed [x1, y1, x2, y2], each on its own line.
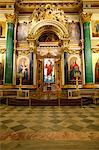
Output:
[83, 83, 95, 89]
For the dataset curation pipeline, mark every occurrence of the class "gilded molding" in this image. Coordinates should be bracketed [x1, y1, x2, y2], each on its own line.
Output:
[5, 14, 16, 24]
[37, 52, 61, 59]
[81, 12, 92, 23]
[0, 49, 6, 54]
[16, 2, 81, 13]
[17, 50, 31, 56]
[92, 48, 99, 53]
[64, 48, 81, 54]
[27, 34, 36, 40]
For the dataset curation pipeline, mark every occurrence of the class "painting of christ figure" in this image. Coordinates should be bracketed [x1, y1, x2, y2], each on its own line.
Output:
[44, 58, 55, 83]
[69, 57, 81, 81]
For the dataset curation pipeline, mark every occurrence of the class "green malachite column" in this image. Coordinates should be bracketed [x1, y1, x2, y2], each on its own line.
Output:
[82, 13, 93, 84]
[5, 14, 15, 84]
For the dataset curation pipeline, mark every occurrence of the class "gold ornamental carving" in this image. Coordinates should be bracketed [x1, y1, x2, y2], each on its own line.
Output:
[27, 33, 35, 40]
[0, 49, 6, 54]
[81, 12, 92, 23]
[16, 2, 81, 13]
[17, 50, 31, 56]
[92, 48, 99, 53]
[30, 4, 68, 26]
[64, 48, 81, 54]
[5, 14, 16, 24]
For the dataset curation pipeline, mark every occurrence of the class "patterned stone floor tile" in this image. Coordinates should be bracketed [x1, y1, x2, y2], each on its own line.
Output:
[11, 125, 27, 132]
[81, 118, 95, 123]
[5, 122, 21, 128]
[87, 124, 99, 131]
[1, 119, 13, 124]
[0, 104, 99, 142]
[67, 124, 84, 131]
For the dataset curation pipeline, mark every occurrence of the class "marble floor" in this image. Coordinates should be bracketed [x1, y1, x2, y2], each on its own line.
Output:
[0, 104, 99, 150]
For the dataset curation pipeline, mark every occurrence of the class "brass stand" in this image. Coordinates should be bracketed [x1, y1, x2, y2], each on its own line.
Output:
[17, 73, 24, 97]
[74, 72, 79, 91]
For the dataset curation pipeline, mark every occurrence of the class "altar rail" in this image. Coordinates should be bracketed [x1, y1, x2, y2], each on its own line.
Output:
[0, 89, 99, 106]
[0, 89, 29, 97]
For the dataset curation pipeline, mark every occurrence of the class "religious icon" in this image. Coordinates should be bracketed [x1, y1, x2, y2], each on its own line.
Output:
[70, 57, 81, 80]
[0, 25, 2, 37]
[44, 58, 55, 83]
[95, 59, 99, 83]
[92, 20, 99, 37]
[96, 24, 99, 33]
[17, 57, 29, 85]
[45, 60, 53, 76]
[18, 60, 28, 81]
[0, 62, 4, 84]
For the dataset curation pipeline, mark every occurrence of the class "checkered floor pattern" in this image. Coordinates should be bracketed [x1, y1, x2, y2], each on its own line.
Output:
[0, 104, 99, 133]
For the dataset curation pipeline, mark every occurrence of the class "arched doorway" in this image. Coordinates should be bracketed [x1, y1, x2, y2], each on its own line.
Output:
[36, 31, 62, 91]
[27, 19, 69, 89]
[95, 59, 99, 83]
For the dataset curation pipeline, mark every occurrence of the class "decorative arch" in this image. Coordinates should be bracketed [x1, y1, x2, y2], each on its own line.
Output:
[38, 31, 59, 42]
[36, 27, 60, 41]
[29, 20, 68, 40]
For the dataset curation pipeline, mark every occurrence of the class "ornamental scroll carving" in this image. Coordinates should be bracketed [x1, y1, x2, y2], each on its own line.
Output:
[5, 14, 16, 24]
[30, 4, 68, 26]
[81, 12, 92, 23]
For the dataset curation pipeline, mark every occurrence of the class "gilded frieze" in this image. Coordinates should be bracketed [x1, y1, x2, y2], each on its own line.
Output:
[16, 50, 31, 56]
[64, 48, 81, 54]
[16, 1, 82, 13]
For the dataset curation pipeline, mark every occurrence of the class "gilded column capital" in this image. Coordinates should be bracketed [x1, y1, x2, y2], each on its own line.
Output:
[81, 12, 92, 23]
[5, 14, 16, 24]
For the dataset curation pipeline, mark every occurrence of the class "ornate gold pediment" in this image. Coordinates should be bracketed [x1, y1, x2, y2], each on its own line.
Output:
[30, 4, 68, 26]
